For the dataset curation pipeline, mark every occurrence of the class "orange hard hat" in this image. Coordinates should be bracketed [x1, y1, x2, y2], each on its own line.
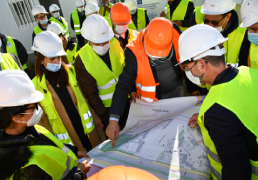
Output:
[144, 17, 174, 58]
[87, 166, 159, 180]
[110, 3, 131, 25]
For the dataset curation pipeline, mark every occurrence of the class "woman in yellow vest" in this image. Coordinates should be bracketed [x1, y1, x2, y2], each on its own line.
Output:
[178, 24, 258, 180]
[74, 14, 129, 134]
[47, 23, 80, 65]
[160, 0, 195, 31]
[241, 0, 258, 69]
[0, 70, 91, 180]
[31, 31, 103, 152]
[110, 3, 139, 50]
[124, 0, 150, 32]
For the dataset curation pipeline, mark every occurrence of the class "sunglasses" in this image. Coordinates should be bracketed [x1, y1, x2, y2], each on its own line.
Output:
[52, 10, 59, 13]
[203, 16, 225, 26]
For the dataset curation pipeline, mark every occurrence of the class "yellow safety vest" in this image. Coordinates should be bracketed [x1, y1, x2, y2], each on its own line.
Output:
[34, 26, 44, 35]
[6, 36, 27, 70]
[166, 0, 190, 31]
[66, 43, 78, 65]
[0, 53, 20, 71]
[128, 8, 146, 31]
[249, 43, 258, 69]
[224, 25, 247, 67]
[49, 16, 71, 37]
[128, 29, 139, 42]
[100, 3, 113, 17]
[72, 9, 87, 35]
[104, 16, 112, 27]
[78, 37, 125, 107]
[32, 68, 95, 144]
[10, 125, 78, 180]
[198, 66, 258, 180]
[194, 6, 204, 24]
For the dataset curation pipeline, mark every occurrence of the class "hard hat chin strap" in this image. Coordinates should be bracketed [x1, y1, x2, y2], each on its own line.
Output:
[193, 45, 226, 60]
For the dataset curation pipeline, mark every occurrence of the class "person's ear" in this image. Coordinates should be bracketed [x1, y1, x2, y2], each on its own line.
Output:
[12, 115, 22, 124]
[226, 13, 232, 21]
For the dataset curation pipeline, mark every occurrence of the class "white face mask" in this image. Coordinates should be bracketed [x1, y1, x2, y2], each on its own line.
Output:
[20, 106, 43, 127]
[54, 12, 60, 18]
[185, 70, 202, 85]
[78, 7, 85, 12]
[115, 25, 128, 35]
[92, 43, 110, 56]
[215, 17, 227, 32]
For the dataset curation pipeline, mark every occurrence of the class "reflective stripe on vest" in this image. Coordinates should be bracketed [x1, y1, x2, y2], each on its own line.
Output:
[194, 6, 204, 24]
[49, 16, 71, 37]
[198, 66, 258, 180]
[0, 53, 20, 70]
[78, 37, 125, 107]
[66, 43, 78, 64]
[128, 8, 146, 31]
[14, 125, 78, 180]
[6, 36, 27, 70]
[34, 26, 43, 35]
[100, 3, 113, 17]
[224, 25, 247, 66]
[72, 10, 86, 35]
[127, 28, 181, 103]
[32, 69, 95, 145]
[249, 43, 258, 69]
[166, 0, 190, 31]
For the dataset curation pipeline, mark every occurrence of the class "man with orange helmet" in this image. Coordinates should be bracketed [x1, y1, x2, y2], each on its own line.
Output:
[110, 3, 139, 49]
[106, 18, 186, 147]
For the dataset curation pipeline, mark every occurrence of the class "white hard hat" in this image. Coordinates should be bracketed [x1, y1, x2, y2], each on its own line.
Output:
[124, 0, 137, 11]
[85, 2, 99, 16]
[81, 14, 114, 43]
[240, 0, 258, 28]
[49, 4, 60, 13]
[201, 0, 236, 15]
[177, 24, 228, 64]
[47, 23, 64, 35]
[31, 31, 67, 58]
[0, 70, 44, 108]
[76, 0, 85, 8]
[32, 5, 48, 16]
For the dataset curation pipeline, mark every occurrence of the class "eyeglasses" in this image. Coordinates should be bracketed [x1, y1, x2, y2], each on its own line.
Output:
[181, 61, 198, 71]
[203, 16, 225, 26]
[52, 10, 59, 13]
[37, 15, 47, 20]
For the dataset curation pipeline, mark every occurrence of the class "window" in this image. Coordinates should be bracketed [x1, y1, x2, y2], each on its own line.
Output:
[8, 0, 37, 29]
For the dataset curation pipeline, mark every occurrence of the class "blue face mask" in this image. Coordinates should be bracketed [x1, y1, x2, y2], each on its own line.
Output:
[40, 19, 48, 25]
[248, 32, 258, 46]
[130, 9, 137, 15]
[46, 61, 61, 72]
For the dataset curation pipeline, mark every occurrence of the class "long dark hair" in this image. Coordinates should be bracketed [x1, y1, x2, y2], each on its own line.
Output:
[0, 105, 30, 130]
[35, 52, 70, 86]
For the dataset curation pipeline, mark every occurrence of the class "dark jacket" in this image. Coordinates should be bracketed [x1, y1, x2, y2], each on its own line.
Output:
[131, 9, 150, 30]
[0, 126, 84, 180]
[70, 10, 86, 48]
[0, 34, 28, 66]
[66, 37, 80, 52]
[187, 10, 250, 94]
[167, 0, 195, 27]
[204, 66, 258, 179]
[109, 23, 186, 118]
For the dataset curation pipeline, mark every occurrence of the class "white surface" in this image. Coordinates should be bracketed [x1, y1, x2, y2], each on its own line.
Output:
[85, 97, 210, 180]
